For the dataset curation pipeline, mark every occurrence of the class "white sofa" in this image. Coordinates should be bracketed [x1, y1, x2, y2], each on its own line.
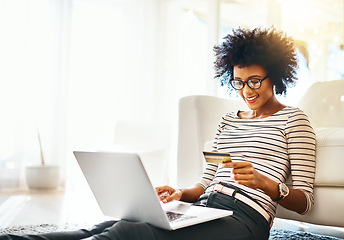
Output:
[176, 79, 344, 228]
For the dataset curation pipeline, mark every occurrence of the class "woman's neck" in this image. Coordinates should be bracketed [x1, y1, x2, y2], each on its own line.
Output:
[239, 95, 286, 119]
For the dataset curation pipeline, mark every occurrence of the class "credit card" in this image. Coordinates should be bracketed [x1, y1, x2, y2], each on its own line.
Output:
[203, 151, 232, 164]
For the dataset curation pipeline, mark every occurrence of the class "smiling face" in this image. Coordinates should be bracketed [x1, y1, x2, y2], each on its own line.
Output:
[233, 64, 275, 112]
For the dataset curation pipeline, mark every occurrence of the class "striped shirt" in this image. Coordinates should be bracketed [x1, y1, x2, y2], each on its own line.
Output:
[198, 106, 316, 221]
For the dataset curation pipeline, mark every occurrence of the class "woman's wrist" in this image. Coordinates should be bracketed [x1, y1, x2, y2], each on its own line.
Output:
[179, 185, 204, 203]
[177, 188, 184, 200]
[260, 174, 280, 200]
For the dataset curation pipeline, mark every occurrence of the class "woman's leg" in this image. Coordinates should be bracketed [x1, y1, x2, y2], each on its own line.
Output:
[91, 221, 157, 240]
[87, 215, 251, 240]
[85, 192, 257, 240]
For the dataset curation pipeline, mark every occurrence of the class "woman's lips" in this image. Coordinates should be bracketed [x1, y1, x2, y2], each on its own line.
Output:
[245, 95, 259, 104]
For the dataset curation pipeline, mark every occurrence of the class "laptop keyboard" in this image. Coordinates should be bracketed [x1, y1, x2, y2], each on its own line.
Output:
[166, 211, 196, 223]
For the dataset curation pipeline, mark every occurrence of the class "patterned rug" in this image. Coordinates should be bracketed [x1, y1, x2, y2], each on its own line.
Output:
[0, 223, 85, 235]
[0, 224, 343, 239]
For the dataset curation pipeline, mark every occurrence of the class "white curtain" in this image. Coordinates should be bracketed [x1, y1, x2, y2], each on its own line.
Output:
[0, 0, 65, 189]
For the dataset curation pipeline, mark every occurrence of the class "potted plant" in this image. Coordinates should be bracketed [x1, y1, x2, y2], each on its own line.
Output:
[25, 129, 60, 189]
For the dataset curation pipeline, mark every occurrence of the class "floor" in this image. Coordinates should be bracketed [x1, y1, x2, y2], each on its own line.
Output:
[0, 185, 109, 229]
[1, 186, 344, 239]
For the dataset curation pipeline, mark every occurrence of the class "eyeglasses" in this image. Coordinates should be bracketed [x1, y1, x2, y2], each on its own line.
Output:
[229, 75, 269, 90]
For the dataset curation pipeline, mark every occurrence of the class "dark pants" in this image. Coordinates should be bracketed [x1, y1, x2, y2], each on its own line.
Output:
[0, 191, 270, 240]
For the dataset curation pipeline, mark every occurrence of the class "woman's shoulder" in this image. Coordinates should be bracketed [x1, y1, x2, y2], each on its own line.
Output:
[272, 106, 309, 119]
[222, 111, 240, 120]
[217, 111, 240, 127]
[281, 106, 310, 119]
[282, 106, 314, 132]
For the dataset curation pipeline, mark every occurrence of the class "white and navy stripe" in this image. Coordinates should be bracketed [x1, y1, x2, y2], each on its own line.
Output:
[198, 106, 316, 220]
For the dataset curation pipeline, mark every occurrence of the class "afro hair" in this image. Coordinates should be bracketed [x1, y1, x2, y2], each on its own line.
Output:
[214, 27, 298, 95]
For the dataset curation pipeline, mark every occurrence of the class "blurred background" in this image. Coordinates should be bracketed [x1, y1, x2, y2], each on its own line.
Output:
[0, 0, 343, 189]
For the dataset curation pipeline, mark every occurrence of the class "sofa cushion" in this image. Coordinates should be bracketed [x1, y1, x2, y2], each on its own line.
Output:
[314, 127, 344, 187]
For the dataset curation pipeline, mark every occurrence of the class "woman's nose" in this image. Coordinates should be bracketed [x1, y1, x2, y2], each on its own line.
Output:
[242, 83, 253, 95]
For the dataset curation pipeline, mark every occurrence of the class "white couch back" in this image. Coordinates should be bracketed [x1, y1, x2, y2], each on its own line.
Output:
[297, 79, 344, 127]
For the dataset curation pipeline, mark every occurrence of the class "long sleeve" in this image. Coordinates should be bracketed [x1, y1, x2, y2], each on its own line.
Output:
[286, 109, 316, 214]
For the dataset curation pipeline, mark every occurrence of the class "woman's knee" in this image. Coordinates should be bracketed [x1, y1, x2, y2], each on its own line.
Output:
[88, 220, 117, 235]
[105, 220, 156, 240]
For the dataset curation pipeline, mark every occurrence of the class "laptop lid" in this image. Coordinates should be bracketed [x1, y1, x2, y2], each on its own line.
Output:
[73, 151, 232, 230]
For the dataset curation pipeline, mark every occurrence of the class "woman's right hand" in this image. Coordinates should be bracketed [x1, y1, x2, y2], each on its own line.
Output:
[155, 186, 183, 203]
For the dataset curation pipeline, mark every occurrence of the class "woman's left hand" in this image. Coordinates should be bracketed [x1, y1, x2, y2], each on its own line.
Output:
[222, 161, 265, 190]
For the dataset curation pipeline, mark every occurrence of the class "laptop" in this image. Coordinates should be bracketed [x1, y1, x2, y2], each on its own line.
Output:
[73, 151, 232, 230]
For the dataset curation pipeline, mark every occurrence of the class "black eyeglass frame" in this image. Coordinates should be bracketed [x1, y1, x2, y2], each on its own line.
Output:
[229, 75, 269, 90]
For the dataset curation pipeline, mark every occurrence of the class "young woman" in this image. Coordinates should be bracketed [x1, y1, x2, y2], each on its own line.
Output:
[0, 27, 316, 240]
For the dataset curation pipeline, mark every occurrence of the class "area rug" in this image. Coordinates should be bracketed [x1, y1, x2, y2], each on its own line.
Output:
[0, 224, 343, 239]
[0, 223, 85, 235]
[269, 228, 343, 240]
